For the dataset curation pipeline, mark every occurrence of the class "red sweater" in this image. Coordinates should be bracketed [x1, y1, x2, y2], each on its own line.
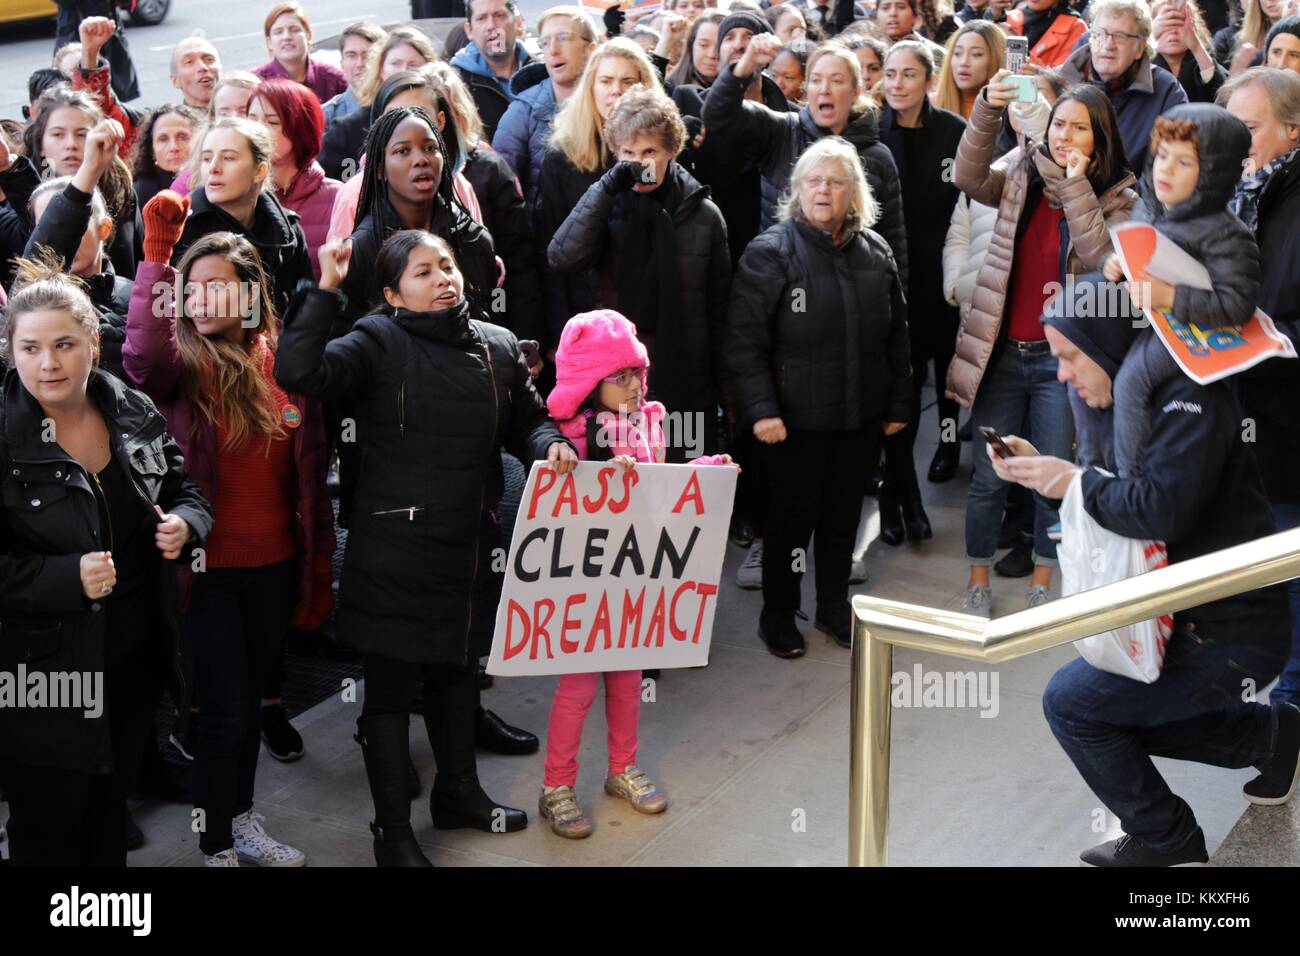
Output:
[204, 344, 298, 569]
[1007, 198, 1063, 343]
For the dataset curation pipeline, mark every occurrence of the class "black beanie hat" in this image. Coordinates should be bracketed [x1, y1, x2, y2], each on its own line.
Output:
[1266, 16, 1300, 58]
[1042, 280, 1143, 381]
[717, 11, 772, 44]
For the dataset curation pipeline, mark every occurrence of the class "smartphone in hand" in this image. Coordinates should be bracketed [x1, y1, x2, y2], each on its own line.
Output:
[980, 426, 1016, 459]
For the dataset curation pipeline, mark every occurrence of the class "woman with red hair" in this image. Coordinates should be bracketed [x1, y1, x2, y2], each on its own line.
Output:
[253, 2, 348, 104]
[249, 78, 343, 280]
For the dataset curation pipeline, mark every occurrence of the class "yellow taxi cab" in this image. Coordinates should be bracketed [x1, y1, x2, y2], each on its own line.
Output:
[0, 0, 170, 26]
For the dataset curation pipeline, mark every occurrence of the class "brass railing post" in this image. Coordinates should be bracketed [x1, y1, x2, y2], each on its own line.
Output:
[849, 607, 892, 867]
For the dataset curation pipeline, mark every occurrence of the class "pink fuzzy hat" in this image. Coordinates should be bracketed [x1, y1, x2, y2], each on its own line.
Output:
[546, 310, 649, 422]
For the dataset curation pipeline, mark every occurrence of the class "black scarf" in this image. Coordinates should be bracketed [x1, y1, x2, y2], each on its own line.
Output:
[614, 162, 689, 413]
[1023, 3, 1073, 50]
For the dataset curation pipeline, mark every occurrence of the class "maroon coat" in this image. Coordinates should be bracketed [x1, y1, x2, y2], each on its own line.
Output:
[278, 162, 342, 280]
[252, 57, 348, 105]
[122, 260, 335, 614]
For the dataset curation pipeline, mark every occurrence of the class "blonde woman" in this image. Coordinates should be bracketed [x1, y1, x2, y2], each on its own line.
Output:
[725, 136, 911, 657]
[1216, 0, 1287, 73]
[319, 26, 440, 179]
[537, 37, 661, 349]
[932, 19, 1005, 119]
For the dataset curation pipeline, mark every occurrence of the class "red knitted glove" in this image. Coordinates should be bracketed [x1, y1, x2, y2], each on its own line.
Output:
[142, 189, 190, 263]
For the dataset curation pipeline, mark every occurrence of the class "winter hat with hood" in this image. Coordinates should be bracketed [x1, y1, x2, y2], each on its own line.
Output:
[547, 309, 650, 423]
[1139, 103, 1251, 223]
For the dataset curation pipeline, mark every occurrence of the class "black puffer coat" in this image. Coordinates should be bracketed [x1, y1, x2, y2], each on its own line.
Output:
[274, 286, 570, 664]
[548, 161, 731, 452]
[21, 182, 131, 380]
[881, 99, 966, 358]
[338, 197, 498, 333]
[725, 217, 913, 432]
[0, 369, 212, 774]
[702, 62, 909, 286]
[536, 148, 606, 347]
[462, 143, 544, 343]
[175, 187, 315, 322]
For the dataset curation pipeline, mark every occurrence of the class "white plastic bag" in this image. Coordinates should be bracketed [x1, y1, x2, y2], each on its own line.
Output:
[1057, 471, 1174, 683]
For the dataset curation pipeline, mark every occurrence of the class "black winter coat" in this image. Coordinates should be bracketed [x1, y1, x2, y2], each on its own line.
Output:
[274, 287, 569, 664]
[462, 144, 545, 343]
[1154, 52, 1227, 105]
[725, 218, 913, 432]
[881, 100, 965, 357]
[536, 148, 605, 347]
[21, 182, 131, 381]
[1236, 150, 1300, 503]
[339, 198, 498, 333]
[175, 187, 314, 323]
[0, 156, 44, 291]
[1130, 103, 1260, 331]
[548, 161, 731, 451]
[0, 369, 213, 774]
[702, 62, 910, 287]
[319, 106, 369, 182]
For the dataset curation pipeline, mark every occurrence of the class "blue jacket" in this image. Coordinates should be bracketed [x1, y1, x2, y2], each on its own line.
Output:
[1061, 45, 1189, 175]
[322, 86, 362, 126]
[491, 61, 557, 223]
[451, 40, 533, 143]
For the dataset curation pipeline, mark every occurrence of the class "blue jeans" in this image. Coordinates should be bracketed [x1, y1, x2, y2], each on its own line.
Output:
[965, 345, 1074, 566]
[1043, 620, 1288, 851]
[1270, 503, 1300, 706]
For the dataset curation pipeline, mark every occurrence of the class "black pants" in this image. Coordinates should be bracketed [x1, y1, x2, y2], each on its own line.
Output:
[883, 350, 955, 494]
[189, 560, 296, 855]
[729, 426, 768, 537]
[362, 655, 478, 782]
[54, 1, 140, 101]
[1, 636, 164, 866]
[762, 428, 879, 614]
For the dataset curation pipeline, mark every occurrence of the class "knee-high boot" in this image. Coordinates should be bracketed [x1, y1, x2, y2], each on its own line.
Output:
[355, 714, 433, 866]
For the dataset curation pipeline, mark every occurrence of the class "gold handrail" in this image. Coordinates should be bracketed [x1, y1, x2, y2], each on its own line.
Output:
[849, 525, 1300, 867]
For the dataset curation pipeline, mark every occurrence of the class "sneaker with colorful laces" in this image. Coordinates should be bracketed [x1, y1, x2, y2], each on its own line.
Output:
[538, 786, 593, 839]
[604, 765, 668, 814]
[231, 811, 306, 867]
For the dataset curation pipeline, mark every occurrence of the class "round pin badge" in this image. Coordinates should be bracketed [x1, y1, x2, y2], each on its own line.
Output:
[282, 404, 303, 428]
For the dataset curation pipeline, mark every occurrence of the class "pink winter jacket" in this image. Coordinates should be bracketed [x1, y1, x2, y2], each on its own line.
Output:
[278, 162, 342, 281]
[557, 401, 729, 466]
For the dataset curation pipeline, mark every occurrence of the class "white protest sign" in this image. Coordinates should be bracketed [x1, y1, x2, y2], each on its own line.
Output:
[487, 460, 737, 676]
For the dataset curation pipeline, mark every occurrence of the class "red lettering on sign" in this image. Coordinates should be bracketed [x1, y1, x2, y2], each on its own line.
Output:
[669, 582, 694, 641]
[607, 466, 640, 514]
[671, 471, 705, 515]
[584, 591, 613, 652]
[526, 467, 556, 520]
[559, 592, 586, 653]
[644, 589, 667, 648]
[552, 474, 578, 517]
[582, 466, 615, 513]
[503, 600, 530, 660]
[531, 598, 556, 660]
[691, 583, 719, 643]
[619, 586, 645, 648]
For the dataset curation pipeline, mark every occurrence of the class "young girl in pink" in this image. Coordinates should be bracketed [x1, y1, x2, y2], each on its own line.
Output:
[539, 309, 732, 839]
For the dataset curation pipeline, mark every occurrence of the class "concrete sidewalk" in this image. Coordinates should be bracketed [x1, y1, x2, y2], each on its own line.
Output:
[121, 398, 1272, 867]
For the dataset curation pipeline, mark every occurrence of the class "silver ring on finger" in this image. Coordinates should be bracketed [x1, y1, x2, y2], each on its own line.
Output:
[100, 582, 112, 594]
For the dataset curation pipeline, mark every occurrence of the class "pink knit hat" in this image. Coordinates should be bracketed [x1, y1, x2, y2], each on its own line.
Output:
[547, 310, 649, 422]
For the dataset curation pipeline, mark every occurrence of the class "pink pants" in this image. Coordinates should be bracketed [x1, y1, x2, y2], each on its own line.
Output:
[542, 670, 642, 788]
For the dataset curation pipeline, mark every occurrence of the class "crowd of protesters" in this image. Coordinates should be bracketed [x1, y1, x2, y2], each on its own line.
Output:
[1, 0, 1299, 870]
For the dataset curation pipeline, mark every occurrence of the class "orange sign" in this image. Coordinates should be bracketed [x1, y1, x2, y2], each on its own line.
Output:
[1110, 222, 1296, 384]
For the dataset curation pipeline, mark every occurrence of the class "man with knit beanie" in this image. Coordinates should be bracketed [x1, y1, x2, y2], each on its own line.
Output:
[716, 11, 779, 104]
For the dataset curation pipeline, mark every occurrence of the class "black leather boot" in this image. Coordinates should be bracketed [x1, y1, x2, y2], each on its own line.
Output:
[355, 715, 432, 867]
[900, 488, 934, 542]
[877, 486, 905, 547]
[431, 775, 528, 832]
[475, 707, 539, 755]
[927, 441, 960, 483]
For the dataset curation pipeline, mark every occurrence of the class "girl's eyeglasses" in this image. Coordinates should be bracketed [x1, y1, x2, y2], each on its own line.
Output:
[601, 366, 647, 388]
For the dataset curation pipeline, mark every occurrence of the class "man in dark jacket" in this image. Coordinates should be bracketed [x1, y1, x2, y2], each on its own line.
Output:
[1062, 0, 1189, 174]
[994, 305, 1299, 867]
[1223, 67, 1300, 708]
[451, 0, 534, 144]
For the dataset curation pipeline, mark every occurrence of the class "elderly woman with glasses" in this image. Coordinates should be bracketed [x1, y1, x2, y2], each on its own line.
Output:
[723, 136, 912, 659]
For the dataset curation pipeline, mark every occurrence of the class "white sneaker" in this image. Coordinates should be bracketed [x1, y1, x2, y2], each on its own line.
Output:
[231, 811, 306, 867]
[204, 848, 240, 867]
[849, 555, 869, 584]
[736, 540, 763, 589]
